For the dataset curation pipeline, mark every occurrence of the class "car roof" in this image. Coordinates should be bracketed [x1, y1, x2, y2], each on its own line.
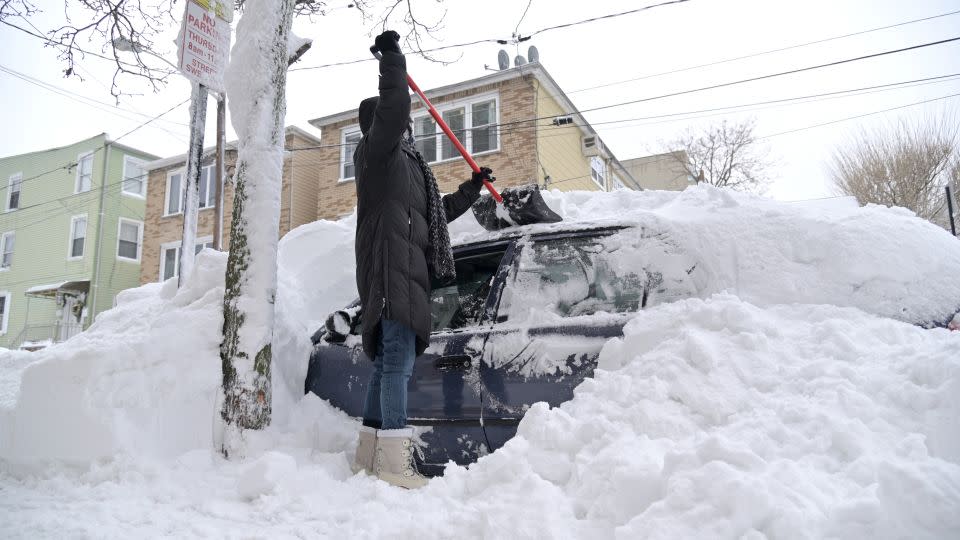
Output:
[451, 219, 631, 252]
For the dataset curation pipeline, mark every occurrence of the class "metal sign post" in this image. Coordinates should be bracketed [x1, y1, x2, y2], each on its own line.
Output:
[174, 0, 231, 284]
[214, 95, 226, 251]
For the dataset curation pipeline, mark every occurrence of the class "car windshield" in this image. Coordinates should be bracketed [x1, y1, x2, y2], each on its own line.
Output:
[497, 230, 701, 322]
[430, 249, 506, 332]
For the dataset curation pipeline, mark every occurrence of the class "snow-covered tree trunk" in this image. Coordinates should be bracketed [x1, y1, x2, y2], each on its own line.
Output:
[219, 0, 295, 458]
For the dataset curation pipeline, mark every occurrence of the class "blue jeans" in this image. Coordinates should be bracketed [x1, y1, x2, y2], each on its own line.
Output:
[362, 319, 417, 430]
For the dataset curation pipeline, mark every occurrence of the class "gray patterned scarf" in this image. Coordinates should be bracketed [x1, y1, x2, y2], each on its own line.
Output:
[403, 134, 456, 282]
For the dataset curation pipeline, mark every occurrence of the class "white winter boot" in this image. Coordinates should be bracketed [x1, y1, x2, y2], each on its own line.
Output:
[351, 426, 377, 475]
[375, 427, 428, 489]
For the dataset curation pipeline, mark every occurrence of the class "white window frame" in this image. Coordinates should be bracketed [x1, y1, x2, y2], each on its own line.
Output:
[0, 231, 14, 271]
[197, 164, 217, 210]
[339, 127, 362, 182]
[163, 166, 216, 215]
[68, 214, 88, 261]
[611, 173, 626, 191]
[6, 172, 22, 212]
[164, 169, 183, 216]
[590, 156, 607, 191]
[158, 236, 214, 281]
[116, 218, 143, 263]
[121, 155, 148, 198]
[412, 91, 501, 165]
[0, 291, 10, 335]
[75, 151, 94, 194]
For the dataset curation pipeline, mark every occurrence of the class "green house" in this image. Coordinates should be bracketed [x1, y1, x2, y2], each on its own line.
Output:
[0, 134, 157, 349]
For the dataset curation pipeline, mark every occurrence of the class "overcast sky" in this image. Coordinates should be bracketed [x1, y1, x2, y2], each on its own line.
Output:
[1, 0, 958, 201]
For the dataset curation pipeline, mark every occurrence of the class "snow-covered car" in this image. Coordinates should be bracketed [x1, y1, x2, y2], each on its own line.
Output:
[306, 223, 704, 475]
[305, 194, 960, 476]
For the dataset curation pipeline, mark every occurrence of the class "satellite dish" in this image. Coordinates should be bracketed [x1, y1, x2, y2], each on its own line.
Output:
[514, 55, 527, 67]
[497, 50, 510, 70]
[527, 45, 540, 63]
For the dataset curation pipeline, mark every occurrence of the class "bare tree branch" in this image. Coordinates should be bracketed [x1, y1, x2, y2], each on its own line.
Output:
[665, 119, 772, 193]
[1, 0, 177, 98]
[829, 114, 960, 230]
[5, 0, 447, 99]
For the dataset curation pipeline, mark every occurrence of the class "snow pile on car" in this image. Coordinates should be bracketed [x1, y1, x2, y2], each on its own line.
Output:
[1, 185, 959, 538]
[450, 186, 960, 326]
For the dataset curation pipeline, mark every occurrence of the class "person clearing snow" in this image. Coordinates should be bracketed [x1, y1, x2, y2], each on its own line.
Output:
[350, 30, 495, 489]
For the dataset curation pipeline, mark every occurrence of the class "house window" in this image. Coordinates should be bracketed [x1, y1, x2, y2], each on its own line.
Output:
[69, 215, 87, 259]
[117, 219, 142, 261]
[166, 171, 183, 215]
[412, 93, 500, 164]
[165, 166, 216, 214]
[611, 173, 626, 191]
[0, 231, 14, 269]
[6, 172, 22, 211]
[441, 107, 466, 161]
[76, 152, 94, 193]
[414, 116, 437, 162]
[198, 165, 217, 209]
[0, 292, 9, 335]
[340, 131, 362, 180]
[122, 156, 147, 197]
[470, 100, 497, 154]
[590, 156, 606, 190]
[160, 238, 215, 281]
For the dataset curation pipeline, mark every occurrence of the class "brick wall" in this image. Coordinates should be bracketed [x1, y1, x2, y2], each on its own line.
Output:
[140, 132, 322, 284]
[313, 75, 541, 221]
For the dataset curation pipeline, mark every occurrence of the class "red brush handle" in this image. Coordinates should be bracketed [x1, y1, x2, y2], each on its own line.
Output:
[372, 48, 502, 203]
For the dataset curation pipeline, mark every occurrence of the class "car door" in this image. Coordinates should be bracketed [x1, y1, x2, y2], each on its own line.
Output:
[477, 227, 702, 451]
[407, 240, 515, 473]
[306, 240, 515, 474]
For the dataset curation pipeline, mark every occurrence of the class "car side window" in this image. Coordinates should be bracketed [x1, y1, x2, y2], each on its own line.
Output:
[498, 234, 648, 321]
[430, 249, 507, 332]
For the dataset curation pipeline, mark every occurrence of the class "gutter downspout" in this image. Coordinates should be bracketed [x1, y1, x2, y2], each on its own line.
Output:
[89, 140, 111, 325]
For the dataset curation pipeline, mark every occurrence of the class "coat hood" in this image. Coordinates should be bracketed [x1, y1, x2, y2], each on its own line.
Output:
[358, 96, 378, 135]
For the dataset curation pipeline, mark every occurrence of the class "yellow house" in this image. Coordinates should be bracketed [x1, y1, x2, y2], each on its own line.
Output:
[307, 60, 641, 220]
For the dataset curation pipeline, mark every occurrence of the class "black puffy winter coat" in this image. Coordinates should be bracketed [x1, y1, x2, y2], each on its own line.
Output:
[354, 50, 482, 359]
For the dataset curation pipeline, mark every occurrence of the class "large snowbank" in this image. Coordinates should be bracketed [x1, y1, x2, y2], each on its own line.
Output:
[2, 186, 960, 538]
[2, 296, 957, 538]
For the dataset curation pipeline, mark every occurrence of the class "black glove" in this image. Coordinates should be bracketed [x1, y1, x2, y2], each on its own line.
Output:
[472, 166, 495, 186]
[373, 30, 401, 54]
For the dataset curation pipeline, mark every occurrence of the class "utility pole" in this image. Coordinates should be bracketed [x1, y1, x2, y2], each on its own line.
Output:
[947, 184, 957, 237]
[178, 83, 209, 286]
[214, 95, 226, 250]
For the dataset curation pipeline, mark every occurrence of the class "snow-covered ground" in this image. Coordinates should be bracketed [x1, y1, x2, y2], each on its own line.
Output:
[1, 186, 959, 539]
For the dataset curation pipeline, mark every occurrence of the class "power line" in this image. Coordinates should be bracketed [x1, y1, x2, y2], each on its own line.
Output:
[0, 170, 151, 214]
[527, 0, 690, 37]
[514, 0, 534, 36]
[0, 99, 189, 193]
[0, 64, 190, 133]
[316, 36, 960, 147]
[291, 0, 690, 72]
[758, 92, 960, 140]
[567, 8, 960, 94]
[0, 19, 171, 74]
[285, 71, 960, 152]
[568, 35, 960, 117]
[558, 73, 960, 131]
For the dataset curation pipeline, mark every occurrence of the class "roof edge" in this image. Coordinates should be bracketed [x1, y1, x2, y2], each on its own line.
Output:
[145, 125, 318, 171]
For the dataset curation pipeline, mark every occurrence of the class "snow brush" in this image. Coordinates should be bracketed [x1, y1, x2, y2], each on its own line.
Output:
[371, 47, 562, 231]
